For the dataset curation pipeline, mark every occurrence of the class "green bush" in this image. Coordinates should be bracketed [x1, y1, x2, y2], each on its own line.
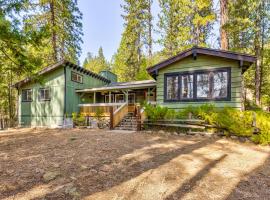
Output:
[143, 103, 270, 145]
[144, 104, 168, 122]
[72, 112, 86, 126]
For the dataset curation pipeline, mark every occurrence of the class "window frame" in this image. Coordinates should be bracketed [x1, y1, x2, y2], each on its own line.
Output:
[38, 88, 51, 101]
[164, 67, 231, 102]
[21, 89, 33, 102]
[71, 71, 83, 84]
[164, 74, 180, 102]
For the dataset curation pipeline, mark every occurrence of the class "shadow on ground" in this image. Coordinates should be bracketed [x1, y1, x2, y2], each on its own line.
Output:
[0, 128, 269, 200]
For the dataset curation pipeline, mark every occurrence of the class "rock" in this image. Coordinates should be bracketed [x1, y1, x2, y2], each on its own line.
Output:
[65, 184, 80, 199]
[100, 164, 111, 172]
[158, 130, 165, 134]
[239, 137, 247, 143]
[80, 165, 88, 170]
[89, 169, 98, 174]
[43, 171, 60, 182]
[179, 133, 185, 136]
[231, 136, 238, 140]
[173, 132, 178, 136]
[145, 130, 152, 134]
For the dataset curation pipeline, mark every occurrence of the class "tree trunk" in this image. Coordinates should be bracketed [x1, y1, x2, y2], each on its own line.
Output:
[50, 0, 58, 62]
[255, 1, 262, 106]
[147, 0, 152, 58]
[220, 0, 228, 50]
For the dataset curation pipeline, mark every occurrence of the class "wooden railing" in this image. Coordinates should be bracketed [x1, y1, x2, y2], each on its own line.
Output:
[110, 102, 128, 129]
[79, 103, 123, 117]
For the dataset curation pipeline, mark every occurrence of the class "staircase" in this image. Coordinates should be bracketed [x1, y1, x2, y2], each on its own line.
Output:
[114, 112, 138, 131]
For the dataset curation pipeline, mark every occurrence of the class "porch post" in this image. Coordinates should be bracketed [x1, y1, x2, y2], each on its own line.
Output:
[93, 92, 96, 103]
[109, 91, 111, 103]
[147, 88, 150, 102]
[126, 90, 128, 103]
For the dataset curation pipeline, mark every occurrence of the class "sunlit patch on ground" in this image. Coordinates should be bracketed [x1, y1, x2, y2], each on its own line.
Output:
[0, 128, 269, 200]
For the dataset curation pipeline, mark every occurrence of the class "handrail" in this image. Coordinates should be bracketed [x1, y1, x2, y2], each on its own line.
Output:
[111, 102, 128, 129]
[113, 102, 127, 115]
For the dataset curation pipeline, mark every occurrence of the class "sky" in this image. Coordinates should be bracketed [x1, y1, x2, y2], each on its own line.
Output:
[77, 0, 161, 64]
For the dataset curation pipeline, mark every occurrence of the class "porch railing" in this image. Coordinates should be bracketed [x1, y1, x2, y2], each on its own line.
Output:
[78, 103, 123, 117]
[110, 102, 128, 129]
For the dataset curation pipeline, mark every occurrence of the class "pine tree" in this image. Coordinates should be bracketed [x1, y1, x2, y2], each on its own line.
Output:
[158, 0, 215, 56]
[83, 47, 110, 73]
[220, 0, 228, 50]
[25, 0, 83, 64]
[112, 0, 150, 81]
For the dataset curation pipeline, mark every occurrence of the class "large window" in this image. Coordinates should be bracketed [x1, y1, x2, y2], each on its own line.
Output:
[39, 88, 51, 101]
[71, 71, 83, 83]
[22, 89, 32, 102]
[164, 68, 230, 102]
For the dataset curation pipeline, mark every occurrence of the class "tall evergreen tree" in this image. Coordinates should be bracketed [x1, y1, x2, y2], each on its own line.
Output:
[225, 0, 270, 106]
[158, 0, 215, 56]
[112, 0, 150, 81]
[220, 0, 228, 50]
[83, 47, 110, 73]
[25, 0, 83, 64]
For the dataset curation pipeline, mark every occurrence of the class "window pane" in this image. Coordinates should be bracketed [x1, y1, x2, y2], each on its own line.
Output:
[213, 71, 228, 98]
[181, 75, 193, 99]
[197, 73, 210, 98]
[166, 76, 178, 100]
[45, 89, 50, 99]
[27, 90, 32, 101]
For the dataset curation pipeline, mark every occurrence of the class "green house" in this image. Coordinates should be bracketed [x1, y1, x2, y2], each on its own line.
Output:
[14, 47, 256, 128]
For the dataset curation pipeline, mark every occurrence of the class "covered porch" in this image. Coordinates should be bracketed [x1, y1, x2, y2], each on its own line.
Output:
[76, 80, 156, 129]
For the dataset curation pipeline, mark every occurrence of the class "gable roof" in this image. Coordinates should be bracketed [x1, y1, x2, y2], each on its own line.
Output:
[13, 60, 110, 88]
[147, 46, 257, 77]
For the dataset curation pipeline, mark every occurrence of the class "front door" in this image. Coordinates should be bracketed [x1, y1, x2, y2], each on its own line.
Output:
[128, 93, 135, 112]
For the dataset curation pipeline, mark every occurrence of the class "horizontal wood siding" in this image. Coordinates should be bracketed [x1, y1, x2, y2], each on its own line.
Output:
[156, 55, 242, 110]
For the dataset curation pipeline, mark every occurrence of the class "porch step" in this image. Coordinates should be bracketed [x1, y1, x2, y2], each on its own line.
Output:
[114, 112, 139, 131]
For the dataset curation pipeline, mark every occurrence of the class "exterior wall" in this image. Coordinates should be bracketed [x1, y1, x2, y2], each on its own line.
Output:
[65, 66, 108, 116]
[19, 67, 65, 127]
[156, 55, 242, 110]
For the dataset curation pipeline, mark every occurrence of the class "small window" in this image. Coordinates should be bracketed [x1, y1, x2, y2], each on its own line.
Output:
[166, 75, 179, 100]
[105, 94, 115, 103]
[22, 89, 32, 102]
[71, 71, 83, 83]
[39, 88, 50, 101]
[181, 74, 193, 99]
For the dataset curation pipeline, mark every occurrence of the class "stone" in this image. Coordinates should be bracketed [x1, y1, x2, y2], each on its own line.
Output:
[158, 130, 165, 134]
[65, 184, 80, 199]
[179, 133, 185, 137]
[43, 171, 60, 182]
[173, 132, 178, 136]
[89, 169, 97, 174]
[231, 136, 238, 140]
[239, 137, 247, 143]
[145, 130, 152, 134]
[100, 164, 111, 172]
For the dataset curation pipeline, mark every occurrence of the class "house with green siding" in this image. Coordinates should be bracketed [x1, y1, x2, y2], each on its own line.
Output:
[14, 47, 256, 128]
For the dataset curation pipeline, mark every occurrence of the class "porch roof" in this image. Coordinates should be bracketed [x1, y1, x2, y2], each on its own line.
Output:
[76, 80, 156, 93]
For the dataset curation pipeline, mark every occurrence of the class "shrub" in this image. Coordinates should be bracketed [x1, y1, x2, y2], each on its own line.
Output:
[144, 104, 168, 122]
[144, 103, 270, 145]
[72, 112, 86, 126]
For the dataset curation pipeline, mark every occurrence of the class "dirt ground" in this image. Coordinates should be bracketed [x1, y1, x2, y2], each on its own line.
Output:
[0, 128, 270, 200]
